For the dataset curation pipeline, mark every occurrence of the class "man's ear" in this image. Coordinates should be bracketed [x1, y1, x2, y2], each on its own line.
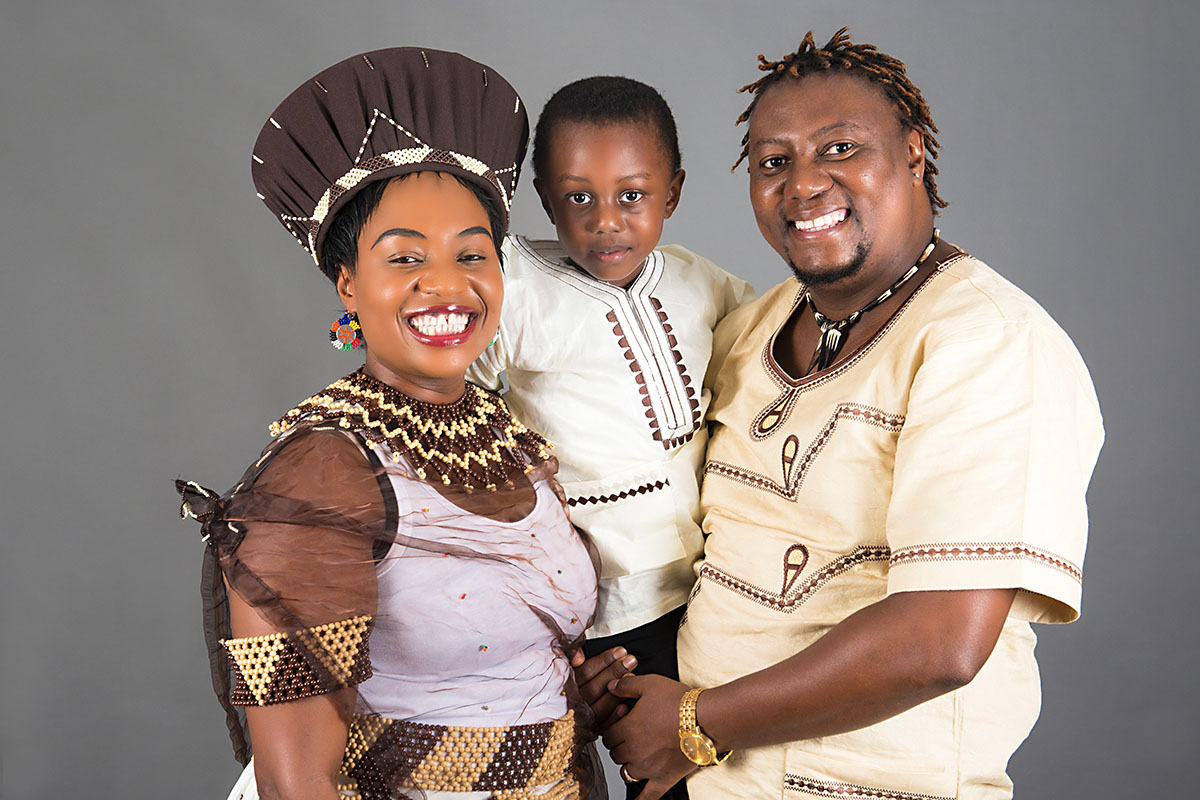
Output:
[906, 128, 926, 183]
[663, 169, 686, 220]
[335, 265, 356, 312]
[533, 178, 556, 225]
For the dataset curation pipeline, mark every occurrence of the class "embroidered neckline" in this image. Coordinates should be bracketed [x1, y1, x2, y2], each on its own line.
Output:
[765, 242, 968, 391]
[269, 369, 552, 491]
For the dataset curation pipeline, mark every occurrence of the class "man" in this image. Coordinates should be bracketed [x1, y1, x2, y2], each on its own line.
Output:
[594, 28, 1103, 800]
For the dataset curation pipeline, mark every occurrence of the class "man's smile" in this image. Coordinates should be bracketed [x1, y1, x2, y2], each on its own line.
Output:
[792, 208, 849, 234]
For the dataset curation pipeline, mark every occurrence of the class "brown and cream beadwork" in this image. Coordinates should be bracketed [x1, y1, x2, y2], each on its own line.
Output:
[250, 47, 529, 271]
[222, 615, 373, 706]
[271, 369, 552, 492]
[340, 710, 578, 798]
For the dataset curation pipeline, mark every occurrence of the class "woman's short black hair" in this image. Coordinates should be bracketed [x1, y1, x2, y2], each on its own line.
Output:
[318, 172, 506, 284]
[532, 75, 682, 180]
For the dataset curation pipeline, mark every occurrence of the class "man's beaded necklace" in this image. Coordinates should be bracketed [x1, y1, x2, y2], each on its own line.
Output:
[804, 231, 939, 376]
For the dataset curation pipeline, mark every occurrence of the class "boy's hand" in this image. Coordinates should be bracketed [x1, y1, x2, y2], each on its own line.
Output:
[569, 645, 638, 729]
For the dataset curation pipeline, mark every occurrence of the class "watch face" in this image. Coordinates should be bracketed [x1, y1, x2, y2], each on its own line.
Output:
[680, 733, 717, 765]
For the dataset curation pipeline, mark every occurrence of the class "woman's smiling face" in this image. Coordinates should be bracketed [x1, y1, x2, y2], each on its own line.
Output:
[336, 173, 502, 403]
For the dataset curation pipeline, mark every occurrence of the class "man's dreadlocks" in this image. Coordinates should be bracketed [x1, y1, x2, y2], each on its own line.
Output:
[734, 27, 948, 212]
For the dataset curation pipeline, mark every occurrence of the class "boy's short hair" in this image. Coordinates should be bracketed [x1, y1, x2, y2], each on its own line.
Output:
[532, 76, 682, 179]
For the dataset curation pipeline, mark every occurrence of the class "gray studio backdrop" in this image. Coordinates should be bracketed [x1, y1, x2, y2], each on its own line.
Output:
[2, 1, 1196, 797]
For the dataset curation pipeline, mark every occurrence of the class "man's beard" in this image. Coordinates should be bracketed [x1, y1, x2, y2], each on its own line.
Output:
[786, 241, 870, 288]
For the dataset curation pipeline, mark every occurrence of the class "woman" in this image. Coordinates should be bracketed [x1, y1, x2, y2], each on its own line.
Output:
[177, 48, 603, 800]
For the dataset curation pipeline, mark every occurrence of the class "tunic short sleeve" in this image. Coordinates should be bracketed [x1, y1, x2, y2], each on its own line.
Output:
[884, 319, 1103, 622]
[465, 322, 507, 392]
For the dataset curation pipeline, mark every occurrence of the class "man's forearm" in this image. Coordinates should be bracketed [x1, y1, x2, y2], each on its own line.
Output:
[696, 588, 1017, 751]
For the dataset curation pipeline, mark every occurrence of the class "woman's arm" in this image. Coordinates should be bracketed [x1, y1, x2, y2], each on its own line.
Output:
[228, 589, 351, 800]
[216, 429, 386, 800]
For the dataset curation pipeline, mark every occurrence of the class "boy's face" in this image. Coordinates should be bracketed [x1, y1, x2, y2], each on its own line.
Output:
[535, 121, 684, 287]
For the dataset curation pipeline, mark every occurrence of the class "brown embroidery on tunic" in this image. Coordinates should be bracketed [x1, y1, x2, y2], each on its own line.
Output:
[753, 251, 970, 441]
[567, 478, 669, 507]
[890, 541, 1083, 584]
[606, 306, 701, 450]
[513, 240, 699, 451]
[784, 774, 956, 800]
[752, 367, 804, 440]
[781, 543, 809, 596]
[708, 403, 904, 501]
[698, 546, 890, 613]
[223, 615, 373, 706]
[679, 579, 703, 628]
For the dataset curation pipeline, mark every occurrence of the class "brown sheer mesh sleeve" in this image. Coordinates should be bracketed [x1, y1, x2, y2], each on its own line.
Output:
[220, 426, 386, 630]
[180, 425, 389, 762]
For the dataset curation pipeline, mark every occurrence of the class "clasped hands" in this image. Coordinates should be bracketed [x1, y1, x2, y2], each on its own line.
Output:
[569, 646, 702, 800]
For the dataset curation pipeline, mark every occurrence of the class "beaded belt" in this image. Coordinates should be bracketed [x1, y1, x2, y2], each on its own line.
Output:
[340, 710, 579, 799]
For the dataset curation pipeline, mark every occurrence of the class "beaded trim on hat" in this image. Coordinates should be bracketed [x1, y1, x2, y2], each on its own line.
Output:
[266, 108, 520, 264]
[270, 369, 552, 492]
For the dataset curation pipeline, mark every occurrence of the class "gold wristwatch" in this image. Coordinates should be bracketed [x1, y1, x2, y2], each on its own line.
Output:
[678, 687, 732, 766]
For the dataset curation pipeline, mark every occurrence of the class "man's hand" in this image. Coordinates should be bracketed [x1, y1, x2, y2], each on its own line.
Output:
[603, 674, 699, 800]
[569, 645, 638, 729]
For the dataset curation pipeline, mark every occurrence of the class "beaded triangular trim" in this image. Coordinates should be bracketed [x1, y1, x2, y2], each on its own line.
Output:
[270, 370, 552, 491]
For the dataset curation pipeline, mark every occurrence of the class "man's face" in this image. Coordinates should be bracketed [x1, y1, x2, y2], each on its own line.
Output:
[746, 72, 925, 289]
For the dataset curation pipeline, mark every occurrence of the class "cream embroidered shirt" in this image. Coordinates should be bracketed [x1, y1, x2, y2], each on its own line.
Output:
[679, 249, 1103, 799]
[469, 236, 755, 636]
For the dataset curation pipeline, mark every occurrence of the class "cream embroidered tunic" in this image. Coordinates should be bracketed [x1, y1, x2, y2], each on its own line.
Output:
[678, 250, 1103, 799]
[469, 236, 755, 636]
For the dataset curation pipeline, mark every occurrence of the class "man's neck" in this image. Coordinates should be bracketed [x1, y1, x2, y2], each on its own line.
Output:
[806, 225, 936, 321]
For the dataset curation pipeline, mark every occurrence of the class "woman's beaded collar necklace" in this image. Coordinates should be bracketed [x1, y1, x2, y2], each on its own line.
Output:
[270, 369, 552, 492]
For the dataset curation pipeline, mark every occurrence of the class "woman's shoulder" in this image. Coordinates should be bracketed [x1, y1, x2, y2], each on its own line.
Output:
[247, 422, 380, 510]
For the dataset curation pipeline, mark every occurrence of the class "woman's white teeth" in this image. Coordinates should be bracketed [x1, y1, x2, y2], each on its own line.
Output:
[410, 312, 470, 336]
[794, 209, 848, 232]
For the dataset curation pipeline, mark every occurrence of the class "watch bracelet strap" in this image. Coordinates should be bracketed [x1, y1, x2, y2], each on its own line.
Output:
[679, 687, 733, 765]
[680, 687, 705, 732]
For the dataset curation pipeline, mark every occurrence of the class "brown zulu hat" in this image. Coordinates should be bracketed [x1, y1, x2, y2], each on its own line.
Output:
[251, 47, 528, 269]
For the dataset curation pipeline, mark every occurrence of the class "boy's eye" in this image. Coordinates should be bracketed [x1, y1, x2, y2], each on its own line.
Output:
[567, 192, 590, 205]
[620, 191, 644, 203]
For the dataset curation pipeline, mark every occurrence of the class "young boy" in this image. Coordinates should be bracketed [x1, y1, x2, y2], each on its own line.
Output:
[468, 75, 754, 758]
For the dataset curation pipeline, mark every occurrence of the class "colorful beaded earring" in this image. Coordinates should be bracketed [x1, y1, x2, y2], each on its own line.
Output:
[330, 311, 365, 351]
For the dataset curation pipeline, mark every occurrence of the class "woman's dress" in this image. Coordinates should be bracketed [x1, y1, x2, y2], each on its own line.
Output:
[178, 373, 601, 799]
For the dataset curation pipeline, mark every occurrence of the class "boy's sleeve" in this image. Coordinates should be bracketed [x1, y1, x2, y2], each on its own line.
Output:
[466, 238, 515, 391]
[466, 330, 507, 391]
[705, 295, 757, 393]
[717, 269, 758, 320]
[666, 244, 757, 321]
[695, 251, 757, 322]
